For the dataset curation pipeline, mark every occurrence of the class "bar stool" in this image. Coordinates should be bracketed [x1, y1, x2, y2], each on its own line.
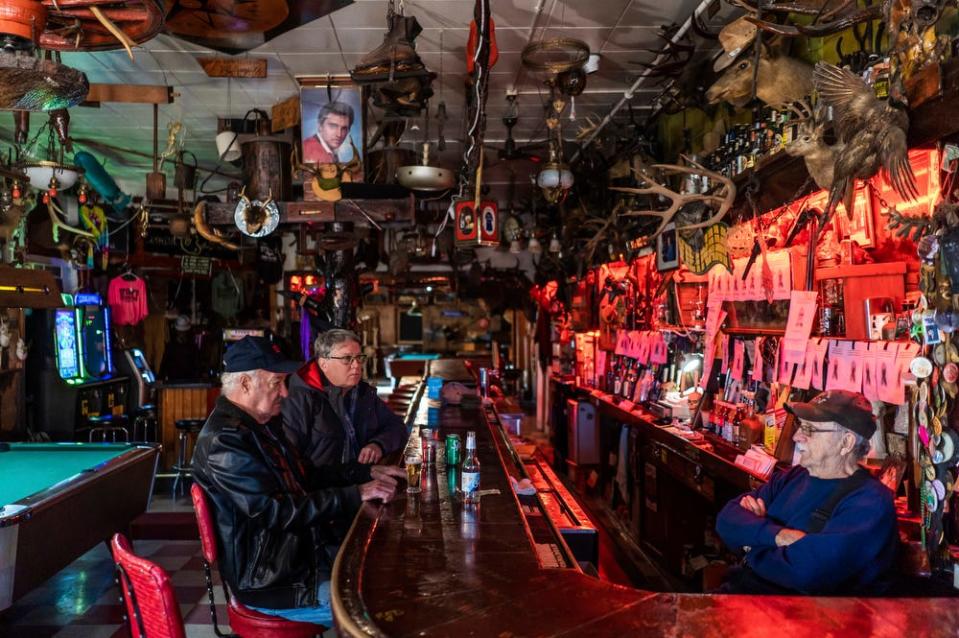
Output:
[131, 404, 158, 442]
[86, 414, 130, 443]
[172, 419, 205, 498]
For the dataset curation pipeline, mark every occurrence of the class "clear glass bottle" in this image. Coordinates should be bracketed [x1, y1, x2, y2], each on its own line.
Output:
[461, 431, 480, 503]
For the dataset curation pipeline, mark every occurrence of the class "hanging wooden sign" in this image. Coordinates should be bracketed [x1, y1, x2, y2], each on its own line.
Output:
[197, 57, 268, 78]
[271, 95, 300, 132]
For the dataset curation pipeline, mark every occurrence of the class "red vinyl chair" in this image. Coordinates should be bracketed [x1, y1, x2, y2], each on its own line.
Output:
[110, 533, 187, 638]
[190, 483, 324, 638]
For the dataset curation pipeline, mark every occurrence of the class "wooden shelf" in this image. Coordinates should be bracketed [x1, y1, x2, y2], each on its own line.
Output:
[723, 327, 785, 337]
[723, 57, 959, 218]
[205, 195, 415, 226]
[815, 262, 907, 281]
[728, 152, 814, 219]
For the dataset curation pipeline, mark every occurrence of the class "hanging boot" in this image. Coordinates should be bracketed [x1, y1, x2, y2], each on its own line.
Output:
[373, 76, 434, 117]
[351, 15, 427, 83]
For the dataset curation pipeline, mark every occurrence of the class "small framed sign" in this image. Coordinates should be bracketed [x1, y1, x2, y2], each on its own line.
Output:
[181, 255, 212, 276]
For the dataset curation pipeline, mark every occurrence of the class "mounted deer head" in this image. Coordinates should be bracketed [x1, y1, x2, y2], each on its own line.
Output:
[783, 99, 842, 192]
[295, 139, 362, 202]
[235, 186, 279, 237]
[706, 44, 814, 108]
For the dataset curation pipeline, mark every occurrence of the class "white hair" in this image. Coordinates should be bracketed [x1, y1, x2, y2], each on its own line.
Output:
[220, 370, 264, 397]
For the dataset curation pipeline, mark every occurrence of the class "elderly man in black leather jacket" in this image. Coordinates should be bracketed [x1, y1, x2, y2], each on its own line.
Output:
[192, 337, 405, 626]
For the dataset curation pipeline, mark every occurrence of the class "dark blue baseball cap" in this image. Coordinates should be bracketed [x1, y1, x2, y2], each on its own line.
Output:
[224, 337, 301, 374]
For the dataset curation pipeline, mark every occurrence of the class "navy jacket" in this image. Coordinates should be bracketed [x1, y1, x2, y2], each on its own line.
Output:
[716, 465, 897, 595]
[283, 361, 408, 467]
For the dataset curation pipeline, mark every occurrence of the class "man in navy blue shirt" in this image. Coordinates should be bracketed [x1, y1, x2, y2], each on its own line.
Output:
[716, 390, 897, 595]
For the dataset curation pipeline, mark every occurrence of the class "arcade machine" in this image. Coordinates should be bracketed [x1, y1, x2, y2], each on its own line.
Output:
[114, 346, 157, 441]
[115, 347, 156, 412]
[27, 292, 128, 440]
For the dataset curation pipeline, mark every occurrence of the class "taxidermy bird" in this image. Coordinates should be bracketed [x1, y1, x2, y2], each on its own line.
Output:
[813, 61, 918, 221]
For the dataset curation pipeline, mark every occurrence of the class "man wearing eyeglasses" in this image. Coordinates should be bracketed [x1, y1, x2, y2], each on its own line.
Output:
[715, 390, 897, 595]
[284, 328, 407, 469]
[191, 336, 405, 625]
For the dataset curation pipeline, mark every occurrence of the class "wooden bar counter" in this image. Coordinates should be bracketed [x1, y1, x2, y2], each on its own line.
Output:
[331, 396, 959, 636]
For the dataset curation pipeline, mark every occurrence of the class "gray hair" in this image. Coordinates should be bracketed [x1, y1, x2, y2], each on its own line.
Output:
[314, 328, 361, 359]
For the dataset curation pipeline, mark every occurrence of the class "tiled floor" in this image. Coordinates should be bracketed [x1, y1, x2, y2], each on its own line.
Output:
[0, 397, 632, 637]
[0, 539, 231, 637]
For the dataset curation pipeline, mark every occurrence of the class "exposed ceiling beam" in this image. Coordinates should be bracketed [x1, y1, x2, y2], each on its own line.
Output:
[81, 84, 175, 106]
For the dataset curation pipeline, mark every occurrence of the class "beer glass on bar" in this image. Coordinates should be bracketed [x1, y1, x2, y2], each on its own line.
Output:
[405, 452, 422, 494]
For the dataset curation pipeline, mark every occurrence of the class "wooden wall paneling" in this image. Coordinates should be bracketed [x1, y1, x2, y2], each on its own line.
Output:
[159, 386, 212, 470]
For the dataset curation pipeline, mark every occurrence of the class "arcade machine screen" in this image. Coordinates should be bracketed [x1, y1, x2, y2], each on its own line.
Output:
[75, 292, 113, 380]
[54, 308, 80, 382]
[129, 348, 155, 384]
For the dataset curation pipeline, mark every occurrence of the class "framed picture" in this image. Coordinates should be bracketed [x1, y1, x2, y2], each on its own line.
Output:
[656, 222, 679, 272]
[298, 77, 365, 186]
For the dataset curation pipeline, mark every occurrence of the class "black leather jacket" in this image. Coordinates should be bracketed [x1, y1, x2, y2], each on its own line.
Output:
[192, 396, 372, 609]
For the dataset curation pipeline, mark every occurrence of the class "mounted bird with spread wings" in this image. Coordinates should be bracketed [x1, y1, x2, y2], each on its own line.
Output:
[812, 61, 918, 223]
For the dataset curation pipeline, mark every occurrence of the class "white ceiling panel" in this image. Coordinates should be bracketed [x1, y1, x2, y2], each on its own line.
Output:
[4, 0, 717, 199]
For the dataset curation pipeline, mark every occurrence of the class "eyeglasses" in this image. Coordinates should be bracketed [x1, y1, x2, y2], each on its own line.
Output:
[325, 354, 367, 366]
[797, 423, 840, 437]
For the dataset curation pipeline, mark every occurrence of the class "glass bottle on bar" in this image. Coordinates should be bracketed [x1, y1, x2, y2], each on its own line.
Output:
[613, 356, 626, 397]
[622, 358, 635, 400]
[461, 431, 481, 503]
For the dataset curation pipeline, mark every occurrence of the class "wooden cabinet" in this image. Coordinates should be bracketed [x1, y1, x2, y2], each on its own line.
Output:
[815, 262, 907, 340]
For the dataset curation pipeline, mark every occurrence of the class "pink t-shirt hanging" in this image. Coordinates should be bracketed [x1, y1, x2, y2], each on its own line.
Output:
[108, 275, 148, 326]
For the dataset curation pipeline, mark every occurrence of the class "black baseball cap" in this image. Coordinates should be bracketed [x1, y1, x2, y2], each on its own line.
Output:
[785, 390, 876, 439]
[224, 337, 301, 374]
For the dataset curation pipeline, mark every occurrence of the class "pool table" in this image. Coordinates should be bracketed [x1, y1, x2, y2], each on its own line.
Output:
[0, 443, 160, 612]
[384, 352, 440, 384]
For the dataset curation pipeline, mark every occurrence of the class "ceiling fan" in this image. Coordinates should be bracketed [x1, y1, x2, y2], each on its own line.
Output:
[485, 96, 545, 167]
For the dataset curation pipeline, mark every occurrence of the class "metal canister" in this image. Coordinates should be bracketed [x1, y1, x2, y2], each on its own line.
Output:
[445, 433, 461, 466]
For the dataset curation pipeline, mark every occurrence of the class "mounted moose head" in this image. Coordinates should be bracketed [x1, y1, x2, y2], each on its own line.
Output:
[706, 45, 814, 108]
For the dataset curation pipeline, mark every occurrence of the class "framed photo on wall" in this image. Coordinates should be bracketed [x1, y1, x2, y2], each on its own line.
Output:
[656, 222, 680, 272]
[298, 77, 365, 190]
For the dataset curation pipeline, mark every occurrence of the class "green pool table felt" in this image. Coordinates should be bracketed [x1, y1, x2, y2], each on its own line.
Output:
[0, 443, 133, 508]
